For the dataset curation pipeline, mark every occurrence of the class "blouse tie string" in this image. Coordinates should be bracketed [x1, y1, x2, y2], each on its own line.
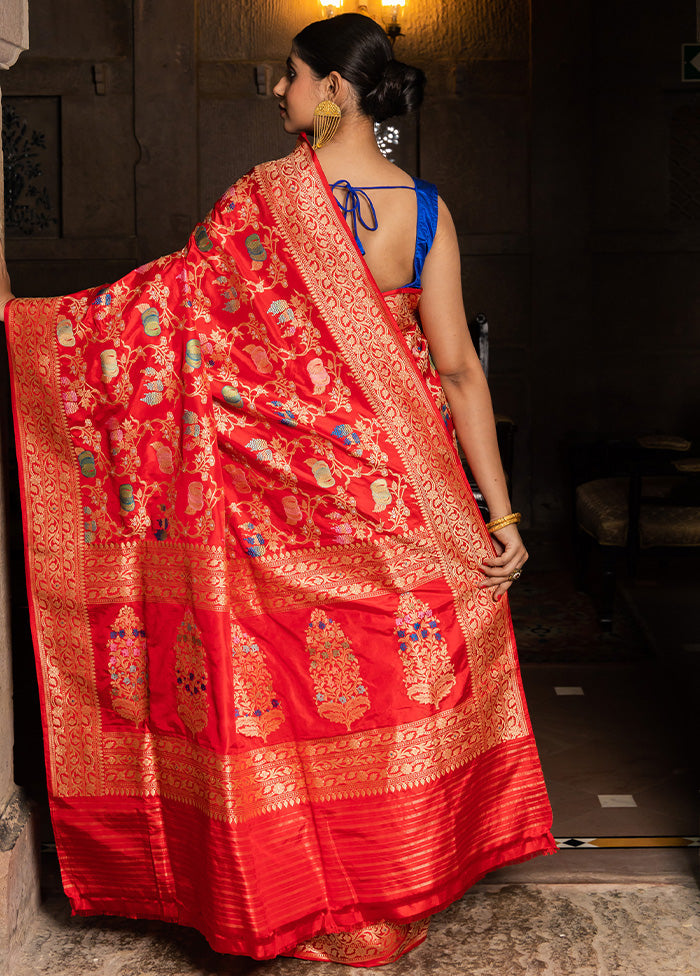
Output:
[329, 180, 379, 256]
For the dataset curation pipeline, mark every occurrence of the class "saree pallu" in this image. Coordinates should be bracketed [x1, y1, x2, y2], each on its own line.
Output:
[6, 136, 555, 963]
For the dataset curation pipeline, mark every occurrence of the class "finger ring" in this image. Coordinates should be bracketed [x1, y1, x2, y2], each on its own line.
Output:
[508, 569, 522, 582]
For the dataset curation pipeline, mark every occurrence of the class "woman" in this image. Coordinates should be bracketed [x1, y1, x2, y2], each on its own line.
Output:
[0, 13, 554, 969]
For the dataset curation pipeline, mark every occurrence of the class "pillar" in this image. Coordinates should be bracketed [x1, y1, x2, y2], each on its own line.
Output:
[0, 5, 40, 975]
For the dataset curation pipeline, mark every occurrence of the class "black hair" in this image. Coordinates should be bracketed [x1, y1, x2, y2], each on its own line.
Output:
[293, 13, 425, 123]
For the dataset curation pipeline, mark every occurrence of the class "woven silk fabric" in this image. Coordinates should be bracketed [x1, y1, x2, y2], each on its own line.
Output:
[6, 138, 555, 961]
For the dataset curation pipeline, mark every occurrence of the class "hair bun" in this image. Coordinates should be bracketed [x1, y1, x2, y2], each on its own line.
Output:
[363, 59, 426, 123]
[293, 15, 426, 123]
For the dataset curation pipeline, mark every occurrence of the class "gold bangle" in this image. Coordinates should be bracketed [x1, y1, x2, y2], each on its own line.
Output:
[485, 512, 521, 533]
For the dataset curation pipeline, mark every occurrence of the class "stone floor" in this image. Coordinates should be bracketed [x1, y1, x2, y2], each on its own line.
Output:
[9, 881, 700, 976]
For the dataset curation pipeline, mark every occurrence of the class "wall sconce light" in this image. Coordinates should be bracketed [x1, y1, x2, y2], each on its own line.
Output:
[322, 0, 343, 16]
[382, 0, 405, 45]
[319, 1, 406, 45]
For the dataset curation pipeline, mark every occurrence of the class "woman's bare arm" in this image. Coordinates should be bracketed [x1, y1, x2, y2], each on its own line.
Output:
[419, 197, 527, 598]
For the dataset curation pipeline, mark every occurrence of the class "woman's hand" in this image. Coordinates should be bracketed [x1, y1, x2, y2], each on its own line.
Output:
[478, 523, 528, 601]
[0, 237, 15, 323]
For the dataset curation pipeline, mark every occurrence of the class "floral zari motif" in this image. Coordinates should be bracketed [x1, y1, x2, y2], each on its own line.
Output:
[395, 593, 456, 706]
[292, 919, 430, 965]
[231, 621, 285, 741]
[175, 608, 209, 734]
[307, 609, 370, 729]
[108, 606, 149, 725]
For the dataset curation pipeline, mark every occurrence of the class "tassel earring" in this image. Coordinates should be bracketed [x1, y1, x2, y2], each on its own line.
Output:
[312, 100, 341, 150]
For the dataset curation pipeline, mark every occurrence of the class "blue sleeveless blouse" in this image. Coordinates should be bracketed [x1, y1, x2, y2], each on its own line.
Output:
[329, 177, 439, 290]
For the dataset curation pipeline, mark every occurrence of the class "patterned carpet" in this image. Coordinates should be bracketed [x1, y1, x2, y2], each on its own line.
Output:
[508, 570, 648, 663]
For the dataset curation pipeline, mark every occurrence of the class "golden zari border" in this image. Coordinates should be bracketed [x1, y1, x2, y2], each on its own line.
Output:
[7, 296, 102, 796]
[83, 532, 442, 616]
[291, 918, 430, 965]
[84, 542, 229, 609]
[256, 145, 527, 741]
[104, 691, 529, 824]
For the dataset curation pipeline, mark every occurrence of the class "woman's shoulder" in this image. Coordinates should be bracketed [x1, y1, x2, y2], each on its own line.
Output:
[423, 195, 458, 262]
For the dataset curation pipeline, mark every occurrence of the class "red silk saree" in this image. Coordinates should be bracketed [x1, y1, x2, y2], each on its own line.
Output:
[6, 137, 555, 963]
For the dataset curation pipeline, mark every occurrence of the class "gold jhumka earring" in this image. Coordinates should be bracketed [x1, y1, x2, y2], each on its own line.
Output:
[312, 100, 341, 149]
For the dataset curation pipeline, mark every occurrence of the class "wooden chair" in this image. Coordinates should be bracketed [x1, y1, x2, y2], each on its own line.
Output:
[574, 435, 700, 629]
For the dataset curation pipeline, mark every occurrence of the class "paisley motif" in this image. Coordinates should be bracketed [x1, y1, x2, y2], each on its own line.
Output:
[119, 483, 135, 513]
[244, 232, 267, 268]
[230, 622, 284, 741]
[310, 460, 335, 488]
[332, 423, 362, 456]
[370, 477, 391, 511]
[175, 608, 209, 734]
[78, 450, 96, 478]
[100, 349, 118, 381]
[282, 495, 303, 524]
[184, 338, 202, 371]
[108, 606, 148, 725]
[56, 318, 76, 347]
[395, 593, 456, 706]
[307, 357, 330, 394]
[306, 609, 369, 729]
[138, 305, 161, 336]
[267, 298, 294, 323]
[243, 344, 273, 373]
[186, 482, 204, 514]
[194, 224, 213, 252]
[240, 521, 266, 557]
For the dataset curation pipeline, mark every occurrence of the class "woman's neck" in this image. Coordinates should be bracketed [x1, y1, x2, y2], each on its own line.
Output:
[314, 114, 391, 184]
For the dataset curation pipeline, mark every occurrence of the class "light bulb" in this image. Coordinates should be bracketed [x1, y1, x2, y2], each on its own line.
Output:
[322, 0, 343, 17]
[382, 1, 405, 24]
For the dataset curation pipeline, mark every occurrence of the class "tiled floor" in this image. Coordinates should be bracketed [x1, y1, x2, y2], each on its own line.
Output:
[9, 550, 700, 975]
[522, 663, 698, 840]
